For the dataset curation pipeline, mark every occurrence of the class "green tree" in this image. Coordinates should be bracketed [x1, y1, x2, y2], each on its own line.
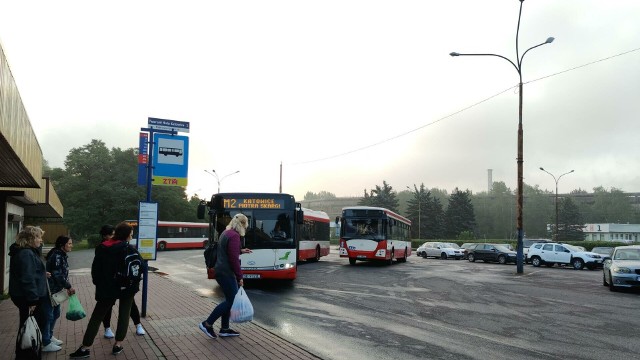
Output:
[523, 183, 554, 239]
[444, 188, 476, 239]
[304, 191, 336, 200]
[49, 139, 199, 240]
[557, 197, 585, 241]
[359, 181, 399, 213]
[406, 184, 446, 240]
[472, 181, 515, 240]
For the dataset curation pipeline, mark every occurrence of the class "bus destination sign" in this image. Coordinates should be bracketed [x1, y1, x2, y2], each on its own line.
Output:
[223, 198, 285, 209]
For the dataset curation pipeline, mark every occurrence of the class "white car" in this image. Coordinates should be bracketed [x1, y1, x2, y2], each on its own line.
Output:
[416, 242, 463, 260]
[528, 242, 603, 270]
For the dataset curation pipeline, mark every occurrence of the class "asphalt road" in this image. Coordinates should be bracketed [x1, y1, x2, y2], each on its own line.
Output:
[68, 248, 640, 360]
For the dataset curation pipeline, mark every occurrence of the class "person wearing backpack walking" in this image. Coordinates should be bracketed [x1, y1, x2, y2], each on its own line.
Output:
[69, 222, 141, 359]
[97, 225, 146, 339]
[199, 214, 252, 339]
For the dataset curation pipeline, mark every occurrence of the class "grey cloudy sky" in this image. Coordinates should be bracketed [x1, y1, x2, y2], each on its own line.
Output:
[1, 0, 638, 201]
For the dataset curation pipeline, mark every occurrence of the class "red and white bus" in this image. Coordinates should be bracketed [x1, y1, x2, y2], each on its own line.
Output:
[339, 206, 412, 265]
[298, 208, 331, 262]
[198, 192, 305, 280]
[128, 220, 209, 251]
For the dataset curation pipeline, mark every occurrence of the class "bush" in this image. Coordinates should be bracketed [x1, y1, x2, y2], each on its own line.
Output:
[87, 234, 102, 248]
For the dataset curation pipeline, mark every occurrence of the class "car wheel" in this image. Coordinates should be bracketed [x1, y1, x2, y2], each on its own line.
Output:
[608, 272, 618, 292]
[422, 252, 428, 259]
[468, 254, 475, 262]
[531, 256, 542, 267]
[349, 258, 356, 265]
[440, 253, 448, 260]
[572, 258, 585, 270]
[602, 272, 608, 286]
[498, 255, 506, 265]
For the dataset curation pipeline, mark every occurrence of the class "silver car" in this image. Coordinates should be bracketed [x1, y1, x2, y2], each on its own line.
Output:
[602, 245, 640, 292]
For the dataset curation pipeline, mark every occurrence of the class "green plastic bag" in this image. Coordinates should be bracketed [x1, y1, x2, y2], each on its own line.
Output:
[66, 294, 86, 321]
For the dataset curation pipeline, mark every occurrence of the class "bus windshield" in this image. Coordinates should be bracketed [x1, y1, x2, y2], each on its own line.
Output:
[342, 218, 384, 241]
[223, 210, 295, 250]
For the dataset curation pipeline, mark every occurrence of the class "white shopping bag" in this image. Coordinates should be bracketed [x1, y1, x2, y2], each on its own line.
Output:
[230, 287, 254, 323]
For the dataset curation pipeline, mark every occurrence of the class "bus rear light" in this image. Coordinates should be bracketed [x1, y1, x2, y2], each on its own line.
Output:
[376, 249, 386, 257]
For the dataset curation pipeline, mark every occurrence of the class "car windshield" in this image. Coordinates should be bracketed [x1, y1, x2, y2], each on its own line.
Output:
[592, 247, 613, 255]
[613, 249, 640, 260]
[445, 243, 460, 249]
[563, 244, 583, 252]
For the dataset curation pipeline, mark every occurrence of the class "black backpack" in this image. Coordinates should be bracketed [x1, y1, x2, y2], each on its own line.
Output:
[116, 244, 143, 290]
[204, 241, 218, 268]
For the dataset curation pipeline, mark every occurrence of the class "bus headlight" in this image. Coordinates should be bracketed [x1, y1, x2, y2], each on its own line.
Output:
[276, 263, 295, 270]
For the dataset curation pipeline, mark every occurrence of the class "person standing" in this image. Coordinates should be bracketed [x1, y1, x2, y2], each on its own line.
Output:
[97, 225, 146, 339]
[199, 214, 252, 339]
[9, 225, 48, 360]
[42, 236, 76, 352]
[69, 222, 141, 358]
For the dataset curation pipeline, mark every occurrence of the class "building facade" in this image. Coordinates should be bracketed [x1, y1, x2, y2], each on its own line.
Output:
[583, 223, 640, 243]
[1, 40, 63, 293]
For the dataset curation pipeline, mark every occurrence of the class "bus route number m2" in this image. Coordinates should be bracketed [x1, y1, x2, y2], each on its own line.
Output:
[223, 199, 238, 208]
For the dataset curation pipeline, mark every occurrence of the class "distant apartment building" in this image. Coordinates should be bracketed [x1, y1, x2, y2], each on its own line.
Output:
[583, 223, 640, 243]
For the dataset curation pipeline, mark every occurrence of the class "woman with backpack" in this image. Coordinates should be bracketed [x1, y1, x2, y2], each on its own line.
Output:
[97, 225, 146, 339]
[199, 214, 252, 339]
[70, 222, 141, 359]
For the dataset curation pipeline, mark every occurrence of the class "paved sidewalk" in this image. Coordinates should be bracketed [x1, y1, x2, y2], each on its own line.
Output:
[1, 270, 321, 360]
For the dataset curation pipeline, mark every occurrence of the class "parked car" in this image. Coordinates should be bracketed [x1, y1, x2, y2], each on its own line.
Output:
[528, 242, 604, 270]
[467, 244, 517, 264]
[591, 246, 614, 257]
[523, 238, 552, 263]
[460, 243, 479, 259]
[417, 242, 463, 260]
[602, 245, 640, 291]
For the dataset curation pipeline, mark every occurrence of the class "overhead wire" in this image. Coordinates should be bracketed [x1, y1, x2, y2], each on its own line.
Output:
[290, 47, 640, 166]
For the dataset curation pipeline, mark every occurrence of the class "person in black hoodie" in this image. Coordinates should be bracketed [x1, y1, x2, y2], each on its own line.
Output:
[69, 222, 140, 359]
[42, 235, 75, 352]
[9, 225, 47, 359]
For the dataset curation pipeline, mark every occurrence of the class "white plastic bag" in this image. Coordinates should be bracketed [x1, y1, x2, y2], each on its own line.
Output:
[19, 315, 42, 351]
[230, 287, 254, 323]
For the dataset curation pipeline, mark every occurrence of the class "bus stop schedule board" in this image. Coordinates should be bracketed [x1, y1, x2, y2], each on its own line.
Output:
[138, 202, 158, 260]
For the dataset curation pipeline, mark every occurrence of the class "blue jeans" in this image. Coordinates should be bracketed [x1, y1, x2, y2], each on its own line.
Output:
[206, 275, 238, 329]
[41, 298, 61, 346]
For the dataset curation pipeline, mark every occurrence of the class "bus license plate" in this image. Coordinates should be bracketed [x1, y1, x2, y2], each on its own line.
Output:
[243, 274, 260, 279]
[357, 255, 367, 258]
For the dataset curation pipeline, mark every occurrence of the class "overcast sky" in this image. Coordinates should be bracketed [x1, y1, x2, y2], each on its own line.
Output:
[1, 0, 639, 202]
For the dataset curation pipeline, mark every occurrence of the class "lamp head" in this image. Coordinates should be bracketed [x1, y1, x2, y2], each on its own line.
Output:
[545, 37, 555, 44]
[539, 167, 545, 171]
[570, 170, 574, 173]
[449, 52, 460, 57]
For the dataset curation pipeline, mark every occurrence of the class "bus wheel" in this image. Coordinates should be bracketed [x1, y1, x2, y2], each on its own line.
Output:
[158, 242, 167, 251]
[400, 249, 408, 263]
[313, 247, 321, 262]
[202, 240, 209, 248]
[388, 249, 395, 265]
[349, 258, 356, 265]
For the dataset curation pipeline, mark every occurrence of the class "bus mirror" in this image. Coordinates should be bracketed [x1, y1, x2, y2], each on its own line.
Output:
[297, 209, 304, 224]
[197, 201, 207, 219]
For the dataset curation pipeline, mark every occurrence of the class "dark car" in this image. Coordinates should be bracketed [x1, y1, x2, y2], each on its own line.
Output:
[467, 244, 517, 264]
[460, 243, 479, 260]
[591, 246, 614, 258]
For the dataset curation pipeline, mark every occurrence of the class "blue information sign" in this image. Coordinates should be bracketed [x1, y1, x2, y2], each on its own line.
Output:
[152, 134, 189, 186]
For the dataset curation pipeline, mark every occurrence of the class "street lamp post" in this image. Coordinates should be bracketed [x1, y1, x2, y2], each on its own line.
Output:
[450, 0, 554, 274]
[539, 167, 574, 241]
[407, 186, 421, 240]
[204, 169, 240, 193]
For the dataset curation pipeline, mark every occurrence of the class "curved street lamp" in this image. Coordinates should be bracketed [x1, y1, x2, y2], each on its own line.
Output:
[540, 167, 574, 241]
[204, 169, 240, 193]
[450, 0, 554, 274]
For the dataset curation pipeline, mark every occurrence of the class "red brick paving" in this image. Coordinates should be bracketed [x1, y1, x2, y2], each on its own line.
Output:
[0, 271, 321, 360]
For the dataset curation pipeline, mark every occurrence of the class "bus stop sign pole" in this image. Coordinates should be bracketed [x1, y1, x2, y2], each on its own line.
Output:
[139, 127, 175, 318]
